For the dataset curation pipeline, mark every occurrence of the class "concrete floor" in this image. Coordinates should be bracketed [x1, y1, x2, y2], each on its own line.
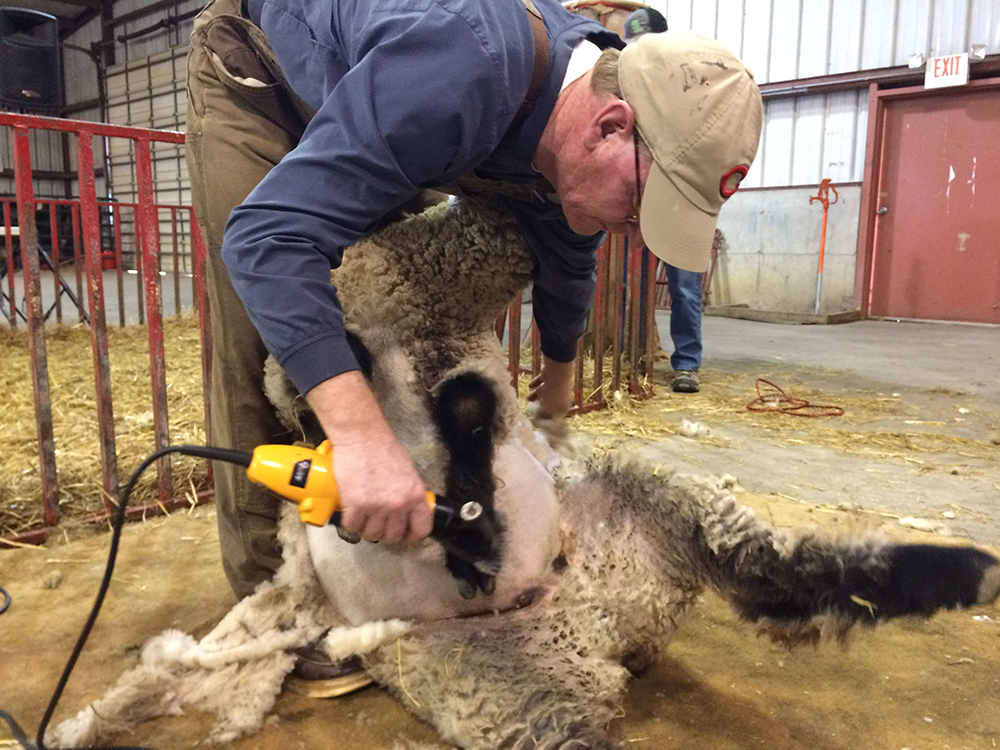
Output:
[694, 313, 1000, 403]
[639, 311, 1000, 548]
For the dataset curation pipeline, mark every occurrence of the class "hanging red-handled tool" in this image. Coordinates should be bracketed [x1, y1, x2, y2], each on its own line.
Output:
[809, 179, 839, 314]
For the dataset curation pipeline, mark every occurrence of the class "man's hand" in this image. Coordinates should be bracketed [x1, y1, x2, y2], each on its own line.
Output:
[306, 371, 433, 545]
[527, 355, 575, 419]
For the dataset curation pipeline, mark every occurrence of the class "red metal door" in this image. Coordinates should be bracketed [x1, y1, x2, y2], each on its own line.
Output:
[869, 86, 1000, 323]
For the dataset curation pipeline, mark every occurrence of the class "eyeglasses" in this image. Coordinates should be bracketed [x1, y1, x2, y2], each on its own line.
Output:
[625, 128, 641, 225]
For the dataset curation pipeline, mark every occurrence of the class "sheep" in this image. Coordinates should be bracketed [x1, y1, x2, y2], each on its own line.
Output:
[47, 196, 1000, 750]
[263, 194, 556, 607]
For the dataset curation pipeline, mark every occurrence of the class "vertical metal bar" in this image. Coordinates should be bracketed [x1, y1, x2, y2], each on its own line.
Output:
[530, 319, 540, 379]
[49, 202, 62, 323]
[591, 236, 608, 408]
[77, 131, 120, 514]
[113, 203, 126, 326]
[508, 292, 522, 391]
[189, 210, 213, 483]
[643, 249, 657, 385]
[573, 337, 583, 410]
[71, 204, 86, 325]
[3, 201, 18, 328]
[171, 207, 181, 316]
[135, 136, 173, 501]
[627, 237, 643, 395]
[13, 126, 60, 526]
[610, 234, 624, 393]
[134, 205, 146, 325]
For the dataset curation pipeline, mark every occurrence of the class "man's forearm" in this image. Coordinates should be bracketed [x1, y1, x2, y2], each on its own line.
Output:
[304, 371, 433, 544]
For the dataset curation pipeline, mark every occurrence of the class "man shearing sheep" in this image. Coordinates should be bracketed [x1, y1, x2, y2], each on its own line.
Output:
[185, 0, 762, 693]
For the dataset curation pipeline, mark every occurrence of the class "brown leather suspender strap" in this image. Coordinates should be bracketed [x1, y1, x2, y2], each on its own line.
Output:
[507, 0, 550, 135]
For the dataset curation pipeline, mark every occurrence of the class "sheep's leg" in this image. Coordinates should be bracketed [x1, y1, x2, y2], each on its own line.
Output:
[364, 600, 629, 750]
[718, 540, 1000, 644]
[433, 372, 505, 597]
[559, 462, 1000, 648]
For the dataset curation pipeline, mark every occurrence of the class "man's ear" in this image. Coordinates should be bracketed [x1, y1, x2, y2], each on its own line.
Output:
[586, 98, 634, 148]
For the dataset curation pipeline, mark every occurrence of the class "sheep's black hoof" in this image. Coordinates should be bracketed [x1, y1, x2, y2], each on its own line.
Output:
[875, 544, 1000, 618]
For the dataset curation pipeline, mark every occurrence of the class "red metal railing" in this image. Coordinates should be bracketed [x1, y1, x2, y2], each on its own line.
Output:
[1, 112, 655, 546]
[0, 112, 211, 545]
[496, 231, 658, 415]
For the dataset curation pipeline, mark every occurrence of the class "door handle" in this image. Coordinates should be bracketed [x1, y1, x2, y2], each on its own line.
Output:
[877, 206, 888, 215]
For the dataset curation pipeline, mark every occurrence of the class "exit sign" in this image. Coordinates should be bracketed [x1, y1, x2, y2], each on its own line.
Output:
[925, 53, 969, 89]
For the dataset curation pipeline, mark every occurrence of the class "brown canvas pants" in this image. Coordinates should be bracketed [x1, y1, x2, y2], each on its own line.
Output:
[185, 0, 314, 599]
[185, 0, 444, 599]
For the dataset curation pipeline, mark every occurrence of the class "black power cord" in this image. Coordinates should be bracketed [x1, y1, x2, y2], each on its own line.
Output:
[0, 444, 252, 750]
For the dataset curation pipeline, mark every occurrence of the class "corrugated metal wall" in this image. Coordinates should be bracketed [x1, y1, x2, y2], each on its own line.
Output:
[104, 47, 191, 271]
[660, 0, 1000, 187]
[7, 0, 997, 311]
[47, 5, 199, 271]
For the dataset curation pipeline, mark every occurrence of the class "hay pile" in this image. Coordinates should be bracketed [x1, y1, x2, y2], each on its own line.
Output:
[1, 314, 208, 537]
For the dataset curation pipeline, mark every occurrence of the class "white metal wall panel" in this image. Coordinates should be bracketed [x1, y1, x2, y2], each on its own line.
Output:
[823, 90, 860, 183]
[829, 0, 864, 73]
[714, 0, 747, 59]
[114, 0, 196, 62]
[758, 98, 794, 186]
[860, 1, 898, 69]
[768, 0, 801, 81]
[970, 1, 1000, 50]
[894, 0, 933, 67]
[689, 1, 719, 39]
[666, 0, 693, 34]
[740, 1, 772, 85]
[748, 91, 869, 187]
[798, 0, 832, 78]
[791, 97, 826, 185]
[665, 0, 999, 80]
[663, 0, 999, 188]
[931, 0, 970, 58]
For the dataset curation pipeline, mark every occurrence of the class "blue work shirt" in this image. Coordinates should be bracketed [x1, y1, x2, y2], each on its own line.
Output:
[226, 0, 614, 395]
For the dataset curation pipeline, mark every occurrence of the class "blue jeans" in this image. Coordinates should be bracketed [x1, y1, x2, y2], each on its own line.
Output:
[664, 263, 702, 372]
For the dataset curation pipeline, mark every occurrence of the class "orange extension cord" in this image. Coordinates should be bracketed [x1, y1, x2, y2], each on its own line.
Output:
[746, 378, 844, 418]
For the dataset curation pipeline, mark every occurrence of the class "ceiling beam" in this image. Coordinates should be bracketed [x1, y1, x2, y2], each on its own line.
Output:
[101, 0, 184, 29]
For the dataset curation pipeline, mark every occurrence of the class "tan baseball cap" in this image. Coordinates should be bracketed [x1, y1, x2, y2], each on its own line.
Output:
[619, 30, 763, 272]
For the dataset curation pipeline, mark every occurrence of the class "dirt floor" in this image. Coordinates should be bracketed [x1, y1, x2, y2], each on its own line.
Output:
[2, 341, 1000, 749]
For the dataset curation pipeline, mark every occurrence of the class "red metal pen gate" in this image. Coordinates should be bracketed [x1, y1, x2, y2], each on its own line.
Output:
[1, 112, 656, 547]
[0, 112, 211, 545]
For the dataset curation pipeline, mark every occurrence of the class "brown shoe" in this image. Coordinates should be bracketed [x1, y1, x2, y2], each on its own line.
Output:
[286, 644, 373, 699]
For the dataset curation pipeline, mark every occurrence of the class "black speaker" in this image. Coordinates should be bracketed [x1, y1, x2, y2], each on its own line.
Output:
[0, 7, 62, 111]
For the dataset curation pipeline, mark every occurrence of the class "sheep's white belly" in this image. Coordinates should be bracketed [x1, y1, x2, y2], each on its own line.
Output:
[306, 436, 563, 625]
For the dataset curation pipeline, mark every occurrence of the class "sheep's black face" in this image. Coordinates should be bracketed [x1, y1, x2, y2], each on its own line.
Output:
[433, 372, 506, 598]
